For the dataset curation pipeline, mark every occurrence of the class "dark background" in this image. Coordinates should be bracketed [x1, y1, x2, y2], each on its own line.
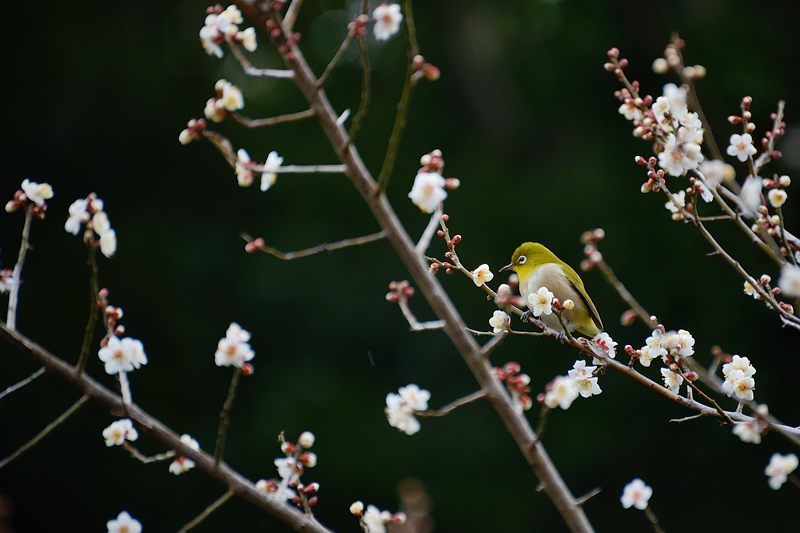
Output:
[2, 0, 800, 531]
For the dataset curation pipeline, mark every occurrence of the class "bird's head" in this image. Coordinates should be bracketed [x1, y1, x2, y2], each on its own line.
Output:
[499, 242, 559, 279]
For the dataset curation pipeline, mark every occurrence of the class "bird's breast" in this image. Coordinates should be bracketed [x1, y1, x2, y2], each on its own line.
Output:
[522, 263, 571, 301]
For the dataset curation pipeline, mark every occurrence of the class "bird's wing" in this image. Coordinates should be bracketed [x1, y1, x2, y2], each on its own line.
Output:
[567, 278, 604, 332]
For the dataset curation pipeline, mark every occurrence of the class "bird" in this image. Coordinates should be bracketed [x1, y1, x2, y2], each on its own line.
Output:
[499, 242, 603, 337]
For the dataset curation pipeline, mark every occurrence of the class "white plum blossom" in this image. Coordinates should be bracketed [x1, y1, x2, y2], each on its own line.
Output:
[214, 322, 255, 368]
[98, 336, 148, 375]
[385, 384, 430, 435]
[372, 3, 403, 41]
[664, 329, 695, 357]
[660, 368, 683, 393]
[199, 5, 248, 58]
[765, 453, 799, 490]
[256, 479, 296, 502]
[727, 133, 757, 162]
[100, 229, 117, 258]
[664, 189, 686, 214]
[544, 375, 579, 410]
[620, 478, 652, 510]
[298, 431, 315, 449]
[107, 511, 142, 533]
[743, 280, 758, 299]
[239, 26, 257, 52]
[65, 199, 89, 235]
[568, 360, 601, 398]
[695, 179, 714, 203]
[779, 263, 800, 298]
[700, 159, 735, 187]
[592, 332, 617, 358]
[528, 286, 554, 317]
[768, 189, 788, 208]
[169, 434, 199, 475]
[489, 310, 511, 333]
[20, 179, 54, 206]
[361, 504, 406, 533]
[733, 406, 766, 445]
[472, 264, 494, 287]
[663, 83, 688, 120]
[658, 134, 702, 176]
[618, 99, 643, 122]
[408, 172, 446, 213]
[261, 151, 283, 191]
[274, 457, 302, 484]
[102, 419, 138, 447]
[235, 149, 254, 187]
[739, 176, 763, 214]
[722, 355, 756, 401]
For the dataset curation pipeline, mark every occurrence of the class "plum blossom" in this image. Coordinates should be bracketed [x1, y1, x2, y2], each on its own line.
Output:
[568, 360, 602, 398]
[107, 511, 142, 533]
[489, 310, 511, 333]
[472, 264, 494, 287]
[358, 503, 407, 533]
[65, 194, 117, 257]
[408, 172, 446, 213]
[261, 151, 283, 191]
[98, 336, 148, 375]
[664, 190, 686, 215]
[20, 179, 54, 207]
[732, 406, 767, 445]
[727, 133, 757, 162]
[214, 322, 255, 368]
[739, 176, 763, 213]
[255, 478, 296, 502]
[779, 263, 800, 298]
[660, 368, 683, 393]
[768, 189, 788, 208]
[169, 434, 199, 475]
[700, 159, 735, 187]
[620, 478, 652, 510]
[528, 286, 554, 317]
[658, 134, 702, 176]
[373, 3, 403, 41]
[385, 384, 430, 435]
[102, 419, 138, 447]
[199, 5, 255, 58]
[721, 355, 756, 401]
[235, 149, 254, 187]
[765, 453, 798, 490]
[544, 375, 579, 410]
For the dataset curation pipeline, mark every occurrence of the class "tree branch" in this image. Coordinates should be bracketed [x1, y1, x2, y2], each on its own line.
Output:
[0, 323, 331, 533]
[0, 367, 45, 401]
[7, 206, 33, 330]
[244, 231, 386, 260]
[231, 109, 315, 128]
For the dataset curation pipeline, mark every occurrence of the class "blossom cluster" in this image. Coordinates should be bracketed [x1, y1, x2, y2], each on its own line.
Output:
[5, 179, 54, 219]
[102, 419, 138, 447]
[385, 384, 430, 435]
[721, 355, 756, 401]
[235, 149, 283, 191]
[98, 335, 148, 376]
[350, 500, 407, 533]
[541, 357, 605, 411]
[408, 149, 459, 213]
[214, 322, 255, 370]
[255, 431, 319, 508]
[204, 79, 244, 122]
[199, 4, 256, 58]
[732, 404, 768, 444]
[65, 193, 117, 258]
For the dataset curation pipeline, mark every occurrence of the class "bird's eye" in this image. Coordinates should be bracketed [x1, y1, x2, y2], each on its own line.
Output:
[518, 255, 527, 265]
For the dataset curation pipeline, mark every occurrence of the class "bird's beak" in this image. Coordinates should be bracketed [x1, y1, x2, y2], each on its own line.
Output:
[499, 263, 514, 273]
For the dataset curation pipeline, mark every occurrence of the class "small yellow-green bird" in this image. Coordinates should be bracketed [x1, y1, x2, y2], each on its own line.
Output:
[499, 242, 603, 337]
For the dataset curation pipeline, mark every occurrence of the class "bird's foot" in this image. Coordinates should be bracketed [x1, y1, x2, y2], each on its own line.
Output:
[520, 310, 532, 324]
[556, 330, 568, 344]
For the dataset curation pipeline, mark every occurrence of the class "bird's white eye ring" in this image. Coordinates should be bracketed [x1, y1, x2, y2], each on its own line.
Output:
[518, 255, 527, 265]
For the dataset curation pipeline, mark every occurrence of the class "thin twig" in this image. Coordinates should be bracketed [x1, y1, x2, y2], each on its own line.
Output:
[244, 231, 386, 261]
[348, 36, 371, 141]
[215, 368, 242, 466]
[123, 442, 176, 464]
[480, 331, 508, 358]
[415, 207, 443, 255]
[676, 368, 733, 425]
[575, 488, 601, 506]
[76, 246, 100, 373]
[7, 206, 33, 330]
[178, 491, 234, 532]
[0, 323, 330, 531]
[231, 109, 315, 128]
[595, 259, 656, 328]
[228, 43, 295, 78]
[416, 390, 487, 417]
[643, 506, 665, 533]
[316, 32, 355, 89]
[397, 295, 445, 331]
[669, 413, 704, 423]
[0, 395, 89, 469]
[466, 328, 544, 337]
[283, 0, 304, 31]
[0, 367, 45, 401]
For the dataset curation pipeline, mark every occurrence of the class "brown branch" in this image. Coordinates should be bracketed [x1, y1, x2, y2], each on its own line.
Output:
[244, 231, 386, 260]
[215, 368, 241, 466]
[0, 323, 331, 532]
[178, 490, 234, 532]
[0, 394, 89, 469]
[594, 259, 657, 328]
[316, 32, 355, 89]
[7, 206, 33, 330]
[283, 0, 304, 31]
[76, 245, 100, 372]
[643, 506, 665, 533]
[228, 43, 295, 78]
[0, 367, 45, 400]
[231, 109, 315, 128]
[575, 488, 601, 507]
[348, 36, 371, 141]
[416, 389, 486, 417]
